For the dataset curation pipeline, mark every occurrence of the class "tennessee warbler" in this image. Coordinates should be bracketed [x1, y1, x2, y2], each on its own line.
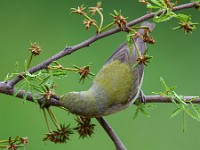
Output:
[60, 22, 155, 117]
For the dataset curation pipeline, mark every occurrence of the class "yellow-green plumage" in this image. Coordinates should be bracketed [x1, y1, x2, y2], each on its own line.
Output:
[60, 22, 155, 117]
[93, 60, 133, 105]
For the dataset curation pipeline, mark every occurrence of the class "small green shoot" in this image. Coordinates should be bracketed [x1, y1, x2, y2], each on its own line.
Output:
[158, 77, 200, 131]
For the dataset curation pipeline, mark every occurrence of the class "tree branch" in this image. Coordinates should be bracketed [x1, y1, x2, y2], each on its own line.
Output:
[6, 1, 199, 87]
[96, 117, 127, 150]
[0, 82, 62, 107]
[1, 82, 200, 106]
[145, 95, 200, 103]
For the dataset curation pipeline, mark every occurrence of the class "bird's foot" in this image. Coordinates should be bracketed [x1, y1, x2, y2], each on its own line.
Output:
[139, 90, 146, 104]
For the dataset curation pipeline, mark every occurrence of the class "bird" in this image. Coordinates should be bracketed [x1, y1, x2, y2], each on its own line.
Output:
[59, 22, 155, 117]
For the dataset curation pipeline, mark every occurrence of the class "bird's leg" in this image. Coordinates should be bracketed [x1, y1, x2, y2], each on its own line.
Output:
[139, 90, 146, 104]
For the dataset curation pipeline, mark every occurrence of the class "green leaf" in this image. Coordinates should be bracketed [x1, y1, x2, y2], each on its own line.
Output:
[133, 101, 153, 119]
[190, 102, 200, 119]
[133, 108, 140, 120]
[176, 13, 191, 22]
[182, 111, 187, 132]
[140, 108, 150, 117]
[4, 72, 19, 81]
[23, 90, 29, 103]
[113, 10, 118, 15]
[31, 90, 40, 102]
[154, 9, 176, 23]
[26, 71, 42, 79]
[31, 84, 44, 93]
[39, 75, 51, 85]
[172, 91, 187, 105]
[52, 71, 68, 77]
[169, 107, 182, 118]
[40, 84, 47, 92]
[24, 60, 28, 71]
[151, 0, 163, 8]
[126, 34, 133, 54]
[29, 86, 40, 102]
[145, 104, 156, 109]
[183, 105, 199, 121]
[159, 0, 167, 6]
[15, 61, 19, 72]
[160, 77, 168, 90]
[5, 73, 11, 81]
[173, 26, 181, 30]
[147, 3, 161, 9]
[14, 81, 26, 97]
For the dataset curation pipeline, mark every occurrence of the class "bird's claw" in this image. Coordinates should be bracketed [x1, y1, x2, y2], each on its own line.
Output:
[139, 90, 146, 104]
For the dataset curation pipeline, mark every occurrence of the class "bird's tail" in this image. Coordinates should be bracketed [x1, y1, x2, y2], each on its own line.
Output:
[106, 21, 155, 64]
[135, 22, 155, 55]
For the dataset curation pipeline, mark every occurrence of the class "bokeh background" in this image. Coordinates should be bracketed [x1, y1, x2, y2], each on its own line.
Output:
[0, 0, 200, 150]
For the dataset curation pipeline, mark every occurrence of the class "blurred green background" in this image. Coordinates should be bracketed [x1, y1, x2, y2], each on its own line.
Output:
[0, 0, 200, 150]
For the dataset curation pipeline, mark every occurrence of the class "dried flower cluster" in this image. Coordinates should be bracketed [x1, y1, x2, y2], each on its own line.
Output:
[89, 2, 102, 15]
[74, 117, 96, 138]
[142, 28, 156, 44]
[73, 65, 95, 82]
[178, 21, 197, 33]
[110, 10, 128, 31]
[1, 136, 28, 150]
[28, 42, 42, 55]
[137, 54, 153, 66]
[71, 2, 129, 32]
[139, 0, 148, 5]
[71, 5, 86, 15]
[43, 124, 73, 143]
[83, 19, 96, 30]
[164, 0, 173, 9]
[71, 2, 102, 31]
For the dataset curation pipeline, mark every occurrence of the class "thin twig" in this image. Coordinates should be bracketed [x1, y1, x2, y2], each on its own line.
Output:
[96, 117, 127, 150]
[145, 95, 200, 103]
[0, 82, 62, 107]
[6, 2, 199, 87]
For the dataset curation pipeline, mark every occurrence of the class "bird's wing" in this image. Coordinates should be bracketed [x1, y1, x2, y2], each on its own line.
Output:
[106, 22, 155, 83]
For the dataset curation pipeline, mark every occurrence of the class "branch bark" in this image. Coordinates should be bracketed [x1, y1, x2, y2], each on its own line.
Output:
[1, 82, 200, 106]
[145, 95, 200, 103]
[96, 117, 127, 150]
